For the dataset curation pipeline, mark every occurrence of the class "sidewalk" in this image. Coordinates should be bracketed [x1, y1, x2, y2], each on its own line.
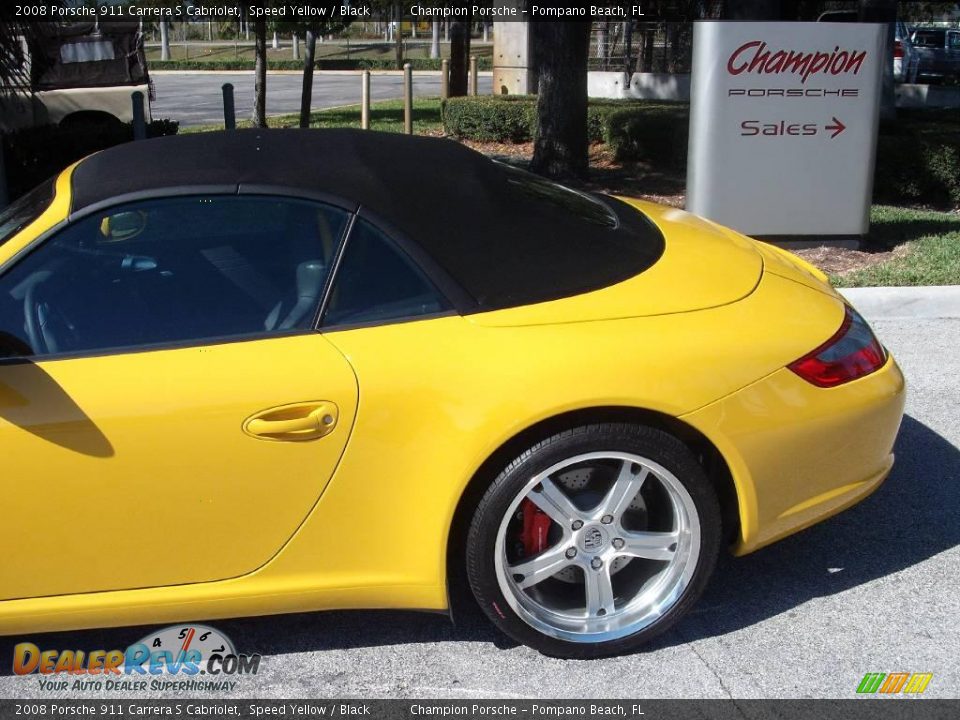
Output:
[839, 286, 960, 321]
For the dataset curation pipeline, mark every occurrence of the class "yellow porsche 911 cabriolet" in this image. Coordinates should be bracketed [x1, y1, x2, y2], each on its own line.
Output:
[0, 130, 904, 658]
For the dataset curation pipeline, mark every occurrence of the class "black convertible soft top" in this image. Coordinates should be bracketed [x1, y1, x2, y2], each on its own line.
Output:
[70, 130, 664, 312]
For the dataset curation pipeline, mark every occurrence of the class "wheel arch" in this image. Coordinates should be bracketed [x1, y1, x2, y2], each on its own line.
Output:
[58, 110, 123, 130]
[445, 405, 740, 622]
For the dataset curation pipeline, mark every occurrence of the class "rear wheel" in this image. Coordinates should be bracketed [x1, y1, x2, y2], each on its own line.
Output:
[466, 423, 721, 658]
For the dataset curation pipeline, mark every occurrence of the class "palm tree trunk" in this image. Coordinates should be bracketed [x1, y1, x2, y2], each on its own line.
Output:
[159, 20, 170, 61]
[299, 28, 317, 128]
[430, 21, 440, 59]
[253, 19, 267, 128]
[449, 20, 471, 96]
[394, 2, 404, 69]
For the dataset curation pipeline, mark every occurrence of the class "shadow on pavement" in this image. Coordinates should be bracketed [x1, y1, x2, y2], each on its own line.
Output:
[0, 415, 955, 669]
[669, 413, 960, 644]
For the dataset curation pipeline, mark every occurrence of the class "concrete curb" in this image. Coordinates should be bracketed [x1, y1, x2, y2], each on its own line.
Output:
[839, 286, 960, 320]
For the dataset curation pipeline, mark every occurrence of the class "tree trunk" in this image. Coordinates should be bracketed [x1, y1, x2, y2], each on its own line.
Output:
[668, 22, 680, 74]
[530, 22, 592, 180]
[395, 2, 403, 69]
[159, 20, 170, 61]
[658, 23, 669, 73]
[623, 20, 634, 75]
[859, 0, 897, 120]
[272, 31, 279, 50]
[253, 19, 267, 128]
[430, 20, 440, 59]
[449, 20, 471, 96]
[299, 28, 317, 128]
[641, 22, 654, 72]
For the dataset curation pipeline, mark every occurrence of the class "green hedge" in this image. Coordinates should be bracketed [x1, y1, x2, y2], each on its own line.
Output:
[601, 105, 689, 168]
[149, 57, 492, 72]
[443, 97, 959, 207]
[151, 59, 304, 71]
[442, 96, 687, 160]
[442, 96, 538, 142]
[874, 133, 960, 207]
[2, 120, 179, 199]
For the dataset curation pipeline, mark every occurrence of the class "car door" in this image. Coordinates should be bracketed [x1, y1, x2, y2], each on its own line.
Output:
[0, 194, 358, 600]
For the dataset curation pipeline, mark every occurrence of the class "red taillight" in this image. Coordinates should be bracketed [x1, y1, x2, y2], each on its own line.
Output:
[788, 307, 887, 388]
[894, 40, 904, 59]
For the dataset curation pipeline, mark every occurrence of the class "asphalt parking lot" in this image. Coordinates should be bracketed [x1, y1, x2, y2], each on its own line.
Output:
[1, 314, 957, 700]
[151, 72, 494, 127]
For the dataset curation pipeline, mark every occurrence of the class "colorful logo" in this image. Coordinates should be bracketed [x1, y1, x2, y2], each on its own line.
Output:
[857, 672, 933, 695]
[13, 624, 260, 679]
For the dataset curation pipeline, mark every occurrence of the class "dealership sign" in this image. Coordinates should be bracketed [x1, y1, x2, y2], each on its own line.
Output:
[687, 22, 885, 237]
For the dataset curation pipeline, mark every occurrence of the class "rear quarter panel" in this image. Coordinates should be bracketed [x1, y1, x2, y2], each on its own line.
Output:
[267, 272, 845, 601]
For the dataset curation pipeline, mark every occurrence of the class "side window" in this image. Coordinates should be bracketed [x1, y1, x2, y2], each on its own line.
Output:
[322, 218, 451, 328]
[0, 196, 349, 358]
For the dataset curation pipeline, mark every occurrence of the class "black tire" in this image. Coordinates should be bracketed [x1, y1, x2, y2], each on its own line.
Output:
[465, 423, 722, 659]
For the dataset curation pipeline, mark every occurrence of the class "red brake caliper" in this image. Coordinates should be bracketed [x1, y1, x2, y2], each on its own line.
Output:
[520, 499, 552, 556]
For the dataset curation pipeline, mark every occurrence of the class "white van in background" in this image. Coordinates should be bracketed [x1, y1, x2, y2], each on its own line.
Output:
[0, 22, 152, 132]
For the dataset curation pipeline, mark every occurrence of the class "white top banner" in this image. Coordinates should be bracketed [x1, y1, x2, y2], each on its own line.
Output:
[686, 21, 885, 237]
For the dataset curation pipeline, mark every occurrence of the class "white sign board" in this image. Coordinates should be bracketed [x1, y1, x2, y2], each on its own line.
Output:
[687, 21, 885, 237]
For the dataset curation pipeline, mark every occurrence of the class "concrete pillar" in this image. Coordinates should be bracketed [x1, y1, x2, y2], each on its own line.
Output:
[493, 14, 533, 95]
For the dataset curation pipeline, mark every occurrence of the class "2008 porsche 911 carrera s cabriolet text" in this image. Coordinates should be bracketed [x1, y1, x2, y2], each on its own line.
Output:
[0, 130, 904, 658]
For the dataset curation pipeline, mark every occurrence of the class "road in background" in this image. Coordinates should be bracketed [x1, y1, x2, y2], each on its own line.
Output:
[0, 316, 957, 699]
[151, 72, 493, 127]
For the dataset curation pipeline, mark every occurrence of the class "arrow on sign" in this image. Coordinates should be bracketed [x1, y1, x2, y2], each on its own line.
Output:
[825, 117, 846, 139]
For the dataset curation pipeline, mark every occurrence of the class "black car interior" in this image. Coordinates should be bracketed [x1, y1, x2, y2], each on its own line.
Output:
[0, 196, 348, 358]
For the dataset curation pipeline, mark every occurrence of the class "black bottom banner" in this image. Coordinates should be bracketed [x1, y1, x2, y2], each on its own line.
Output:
[1, 700, 957, 720]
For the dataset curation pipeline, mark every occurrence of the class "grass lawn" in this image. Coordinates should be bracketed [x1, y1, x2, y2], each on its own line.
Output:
[832, 206, 960, 288]
[181, 97, 444, 135]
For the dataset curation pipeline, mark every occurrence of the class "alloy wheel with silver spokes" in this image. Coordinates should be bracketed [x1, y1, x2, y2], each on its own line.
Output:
[493, 451, 701, 643]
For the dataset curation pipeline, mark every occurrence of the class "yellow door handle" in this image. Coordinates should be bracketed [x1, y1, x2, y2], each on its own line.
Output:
[243, 402, 338, 441]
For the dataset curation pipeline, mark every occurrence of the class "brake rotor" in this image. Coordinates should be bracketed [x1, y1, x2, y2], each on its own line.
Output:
[550, 466, 648, 583]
